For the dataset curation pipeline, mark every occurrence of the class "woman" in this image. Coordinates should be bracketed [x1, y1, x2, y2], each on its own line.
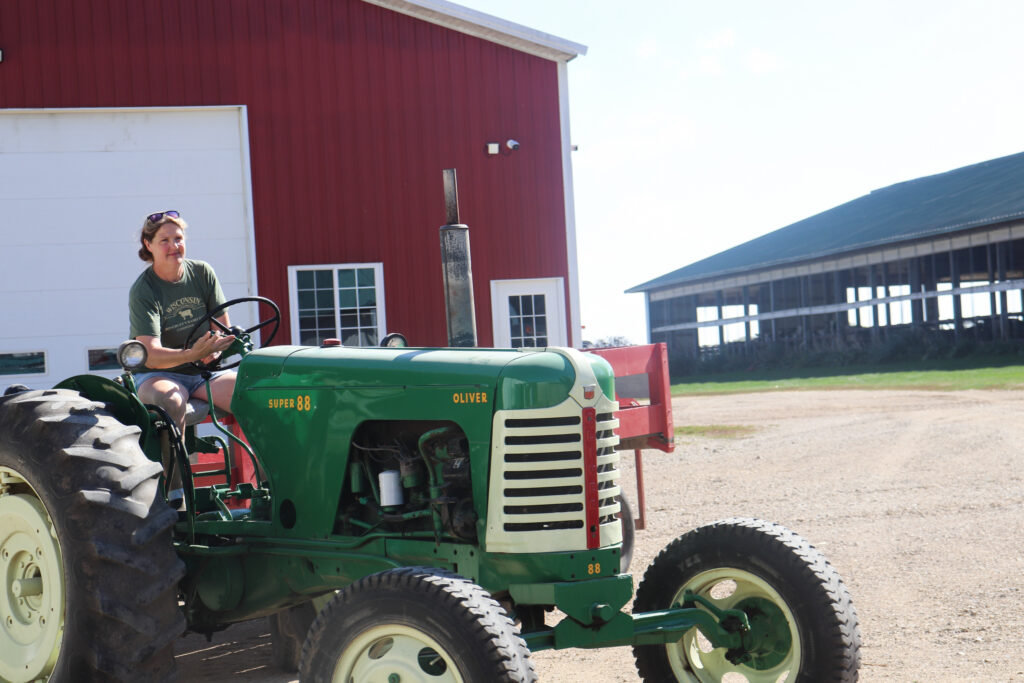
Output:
[128, 210, 237, 437]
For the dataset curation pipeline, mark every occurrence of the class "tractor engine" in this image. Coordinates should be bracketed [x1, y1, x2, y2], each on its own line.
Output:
[340, 420, 477, 541]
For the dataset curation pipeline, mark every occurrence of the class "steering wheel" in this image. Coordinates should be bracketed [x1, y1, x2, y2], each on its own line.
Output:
[183, 296, 280, 371]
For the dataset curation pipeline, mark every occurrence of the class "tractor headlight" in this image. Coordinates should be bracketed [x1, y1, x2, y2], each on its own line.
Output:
[117, 340, 148, 371]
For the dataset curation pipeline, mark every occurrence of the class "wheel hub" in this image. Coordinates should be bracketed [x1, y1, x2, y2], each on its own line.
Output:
[0, 471, 65, 683]
[335, 625, 463, 683]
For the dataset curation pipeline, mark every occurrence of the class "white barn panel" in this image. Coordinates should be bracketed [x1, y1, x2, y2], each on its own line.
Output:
[0, 107, 257, 387]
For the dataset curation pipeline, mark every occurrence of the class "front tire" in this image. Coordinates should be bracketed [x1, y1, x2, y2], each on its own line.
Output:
[0, 389, 185, 682]
[299, 566, 536, 682]
[633, 518, 860, 682]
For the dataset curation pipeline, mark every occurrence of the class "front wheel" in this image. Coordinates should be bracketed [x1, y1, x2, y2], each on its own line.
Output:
[299, 567, 536, 682]
[633, 518, 860, 682]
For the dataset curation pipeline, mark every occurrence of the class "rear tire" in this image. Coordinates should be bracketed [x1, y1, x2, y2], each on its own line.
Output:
[299, 566, 536, 682]
[0, 389, 185, 682]
[633, 518, 860, 682]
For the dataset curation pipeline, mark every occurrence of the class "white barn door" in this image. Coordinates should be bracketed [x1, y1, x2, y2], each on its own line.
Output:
[0, 107, 257, 387]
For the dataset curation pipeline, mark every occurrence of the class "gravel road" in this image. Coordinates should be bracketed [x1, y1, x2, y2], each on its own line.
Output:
[175, 389, 1024, 682]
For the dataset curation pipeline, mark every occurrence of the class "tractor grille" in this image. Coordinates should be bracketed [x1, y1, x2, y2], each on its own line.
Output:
[485, 400, 621, 553]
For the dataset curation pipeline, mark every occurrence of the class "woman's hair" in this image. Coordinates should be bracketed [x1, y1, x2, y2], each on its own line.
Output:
[138, 213, 189, 262]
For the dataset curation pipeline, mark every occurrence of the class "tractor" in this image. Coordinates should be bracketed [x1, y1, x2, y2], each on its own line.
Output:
[0, 295, 860, 682]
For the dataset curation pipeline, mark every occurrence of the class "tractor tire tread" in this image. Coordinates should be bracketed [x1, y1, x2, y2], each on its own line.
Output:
[0, 388, 185, 682]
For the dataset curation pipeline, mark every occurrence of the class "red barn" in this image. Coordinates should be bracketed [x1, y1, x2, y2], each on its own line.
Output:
[0, 0, 586, 386]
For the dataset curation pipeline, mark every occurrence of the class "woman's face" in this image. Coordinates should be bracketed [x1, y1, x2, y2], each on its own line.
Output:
[146, 222, 186, 270]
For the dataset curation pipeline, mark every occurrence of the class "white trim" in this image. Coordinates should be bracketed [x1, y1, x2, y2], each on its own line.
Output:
[236, 106, 259, 299]
[557, 61, 582, 348]
[363, 0, 586, 62]
[0, 105, 249, 116]
[287, 263, 387, 346]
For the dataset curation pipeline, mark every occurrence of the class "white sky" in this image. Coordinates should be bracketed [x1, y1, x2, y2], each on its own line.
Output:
[455, 0, 1024, 344]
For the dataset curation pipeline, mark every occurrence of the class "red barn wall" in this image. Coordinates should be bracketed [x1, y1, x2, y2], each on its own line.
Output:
[0, 0, 571, 347]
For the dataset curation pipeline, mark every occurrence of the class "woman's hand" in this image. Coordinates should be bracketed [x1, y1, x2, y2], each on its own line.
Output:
[189, 330, 236, 364]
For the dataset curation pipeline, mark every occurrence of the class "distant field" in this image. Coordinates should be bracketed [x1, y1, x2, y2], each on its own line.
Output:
[671, 362, 1024, 395]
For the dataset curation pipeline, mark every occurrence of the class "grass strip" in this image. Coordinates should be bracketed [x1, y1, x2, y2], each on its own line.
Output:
[672, 363, 1024, 395]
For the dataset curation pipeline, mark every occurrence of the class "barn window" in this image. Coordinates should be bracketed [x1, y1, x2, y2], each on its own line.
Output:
[87, 348, 120, 371]
[0, 351, 45, 376]
[288, 263, 386, 347]
[508, 294, 548, 348]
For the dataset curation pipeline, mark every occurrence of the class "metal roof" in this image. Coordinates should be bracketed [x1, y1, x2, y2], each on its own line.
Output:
[627, 150, 1024, 294]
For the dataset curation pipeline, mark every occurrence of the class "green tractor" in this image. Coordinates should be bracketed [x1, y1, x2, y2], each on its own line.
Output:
[0, 296, 860, 682]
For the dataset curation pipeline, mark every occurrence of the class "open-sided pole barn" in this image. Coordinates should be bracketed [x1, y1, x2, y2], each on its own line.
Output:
[629, 152, 1024, 368]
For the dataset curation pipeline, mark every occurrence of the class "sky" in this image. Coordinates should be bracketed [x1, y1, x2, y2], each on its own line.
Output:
[455, 0, 1024, 345]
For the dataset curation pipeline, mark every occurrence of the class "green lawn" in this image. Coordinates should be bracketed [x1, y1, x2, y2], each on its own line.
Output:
[671, 362, 1024, 395]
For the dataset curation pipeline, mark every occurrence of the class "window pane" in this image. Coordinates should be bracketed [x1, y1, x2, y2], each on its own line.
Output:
[298, 291, 316, 308]
[0, 352, 45, 376]
[315, 270, 332, 288]
[88, 348, 119, 371]
[358, 288, 376, 306]
[534, 295, 546, 315]
[338, 288, 357, 308]
[357, 268, 375, 286]
[361, 330, 377, 347]
[511, 338, 523, 348]
[340, 312, 358, 328]
[341, 328, 361, 346]
[297, 270, 314, 288]
[536, 318, 547, 335]
[316, 289, 335, 308]
[536, 337, 547, 347]
[509, 296, 521, 316]
[522, 297, 533, 315]
[338, 269, 355, 287]
[511, 318, 522, 336]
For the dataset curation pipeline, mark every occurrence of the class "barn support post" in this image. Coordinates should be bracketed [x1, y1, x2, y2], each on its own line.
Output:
[716, 290, 724, 348]
[950, 249, 963, 339]
[800, 275, 809, 348]
[833, 270, 844, 348]
[769, 280, 777, 342]
[910, 257, 924, 325]
[868, 265, 879, 342]
[883, 261, 893, 332]
[925, 254, 940, 323]
[743, 285, 751, 348]
[986, 243, 1000, 339]
[997, 242, 1009, 340]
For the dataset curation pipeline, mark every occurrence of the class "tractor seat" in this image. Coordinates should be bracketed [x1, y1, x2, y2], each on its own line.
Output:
[184, 398, 210, 426]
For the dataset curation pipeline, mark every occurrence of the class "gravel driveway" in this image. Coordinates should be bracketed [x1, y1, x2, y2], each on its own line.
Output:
[176, 389, 1024, 681]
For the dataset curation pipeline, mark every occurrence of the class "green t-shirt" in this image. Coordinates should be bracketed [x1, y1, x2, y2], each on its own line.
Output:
[129, 259, 227, 374]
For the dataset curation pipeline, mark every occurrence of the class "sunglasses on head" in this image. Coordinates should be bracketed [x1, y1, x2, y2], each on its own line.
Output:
[146, 210, 180, 224]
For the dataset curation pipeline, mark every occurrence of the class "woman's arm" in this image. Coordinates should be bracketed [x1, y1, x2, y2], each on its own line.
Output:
[136, 314, 234, 369]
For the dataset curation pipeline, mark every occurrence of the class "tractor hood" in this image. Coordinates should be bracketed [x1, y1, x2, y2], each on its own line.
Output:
[234, 345, 614, 411]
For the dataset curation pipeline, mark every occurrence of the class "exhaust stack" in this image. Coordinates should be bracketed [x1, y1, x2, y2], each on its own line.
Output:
[439, 168, 478, 347]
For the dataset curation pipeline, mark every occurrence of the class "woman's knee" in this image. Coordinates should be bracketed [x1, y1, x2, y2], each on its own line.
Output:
[139, 380, 189, 420]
